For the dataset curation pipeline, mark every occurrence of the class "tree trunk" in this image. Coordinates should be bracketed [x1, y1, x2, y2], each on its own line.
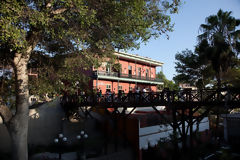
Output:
[216, 71, 221, 89]
[7, 53, 30, 160]
[215, 71, 221, 141]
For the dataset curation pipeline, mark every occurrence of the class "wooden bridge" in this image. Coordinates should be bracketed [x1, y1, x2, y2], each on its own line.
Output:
[62, 88, 240, 109]
[61, 88, 240, 156]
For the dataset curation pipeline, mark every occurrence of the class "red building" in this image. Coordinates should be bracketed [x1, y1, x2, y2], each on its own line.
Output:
[92, 52, 163, 94]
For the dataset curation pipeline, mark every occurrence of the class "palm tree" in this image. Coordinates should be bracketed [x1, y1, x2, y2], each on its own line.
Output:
[198, 9, 240, 88]
[198, 9, 240, 140]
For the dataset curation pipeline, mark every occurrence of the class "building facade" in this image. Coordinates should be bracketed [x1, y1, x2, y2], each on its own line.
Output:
[92, 52, 163, 94]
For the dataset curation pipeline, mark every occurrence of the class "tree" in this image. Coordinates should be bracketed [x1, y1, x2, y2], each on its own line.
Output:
[221, 58, 240, 87]
[174, 49, 214, 89]
[197, 10, 240, 139]
[198, 9, 240, 88]
[175, 10, 240, 89]
[0, 1, 181, 159]
[157, 71, 178, 90]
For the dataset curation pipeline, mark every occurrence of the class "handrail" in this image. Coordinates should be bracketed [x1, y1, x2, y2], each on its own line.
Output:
[93, 71, 163, 82]
[61, 88, 240, 108]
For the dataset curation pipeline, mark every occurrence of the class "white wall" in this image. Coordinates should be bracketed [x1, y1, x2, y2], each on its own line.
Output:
[0, 98, 65, 153]
[222, 113, 240, 144]
[0, 98, 102, 154]
[28, 98, 65, 146]
[139, 117, 209, 150]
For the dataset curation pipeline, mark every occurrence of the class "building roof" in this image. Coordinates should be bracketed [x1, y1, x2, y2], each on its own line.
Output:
[114, 52, 164, 67]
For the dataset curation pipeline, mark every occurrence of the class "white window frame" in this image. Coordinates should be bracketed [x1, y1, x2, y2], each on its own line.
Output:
[138, 67, 141, 77]
[106, 84, 111, 89]
[146, 69, 149, 77]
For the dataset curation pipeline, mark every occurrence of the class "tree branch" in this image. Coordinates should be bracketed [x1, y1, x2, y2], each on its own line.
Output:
[0, 105, 13, 123]
[46, 2, 52, 8]
[51, 8, 67, 15]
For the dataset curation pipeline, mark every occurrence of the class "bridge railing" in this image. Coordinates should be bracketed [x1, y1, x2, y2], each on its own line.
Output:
[61, 88, 240, 108]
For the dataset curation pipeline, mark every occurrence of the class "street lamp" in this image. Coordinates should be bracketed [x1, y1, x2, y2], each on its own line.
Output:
[76, 130, 88, 160]
[76, 135, 81, 140]
[54, 133, 67, 160]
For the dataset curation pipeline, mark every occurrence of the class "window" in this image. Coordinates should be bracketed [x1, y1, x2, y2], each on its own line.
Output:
[128, 65, 132, 77]
[106, 63, 111, 73]
[106, 84, 111, 89]
[146, 69, 149, 78]
[31, 98, 36, 102]
[138, 68, 141, 77]
[118, 86, 122, 90]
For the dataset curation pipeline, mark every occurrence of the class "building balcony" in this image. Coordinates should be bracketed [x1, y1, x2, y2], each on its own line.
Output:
[92, 71, 163, 85]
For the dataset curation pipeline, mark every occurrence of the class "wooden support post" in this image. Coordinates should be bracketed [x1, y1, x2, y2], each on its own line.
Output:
[181, 106, 186, 152]
[123, 115, 127, 148]
[114, 115, 118, 152]
[188, 91, 194, 150]
[104, 119, 109, 155]
[172, 105, 179, 158]
[187, 91, 194, 158]
[189, 106, 193, 150]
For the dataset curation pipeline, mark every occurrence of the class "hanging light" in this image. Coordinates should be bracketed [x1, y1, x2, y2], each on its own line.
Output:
[63, 137, 67, 142]
[76, 135, 81, 140]
[54, 138, 59, 143]
[84, 134, 88, 139]
[80, 131, 85, 135]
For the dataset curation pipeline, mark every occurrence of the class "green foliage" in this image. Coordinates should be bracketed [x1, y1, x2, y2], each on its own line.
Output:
[0, 0, 181, 100]
[0, 1, 182, 158]
[28, 52, 93, 97]
[198, 9, 240, 88]
[0, 0, 181, 54]
[222, 59, 240, 87]
[174, 49, 215, 89]
[156, 71, 178, 90]
[112, 63, 121, 72]
[0, 69, 15, 107]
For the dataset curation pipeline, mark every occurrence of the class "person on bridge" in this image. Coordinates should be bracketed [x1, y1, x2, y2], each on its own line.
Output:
[143, 87, 147, 101]
[134, 87, 138, 102]
[111, 91, 116, 102]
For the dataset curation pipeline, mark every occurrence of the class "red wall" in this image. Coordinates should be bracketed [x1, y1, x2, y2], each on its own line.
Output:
[92, 57, 159, 94]
[120, 60, 156, 78]
[94, 58, 157, 79]
[93, 80, 157, 94]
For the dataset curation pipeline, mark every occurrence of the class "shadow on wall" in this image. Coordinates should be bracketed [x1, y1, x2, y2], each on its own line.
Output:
[28, 97, 65, 146]
[0, 98, 65, 153]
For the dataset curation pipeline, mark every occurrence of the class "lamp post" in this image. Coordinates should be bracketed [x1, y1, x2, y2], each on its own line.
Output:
[54, 133, 68, 160]
[76, 130, 88, 160]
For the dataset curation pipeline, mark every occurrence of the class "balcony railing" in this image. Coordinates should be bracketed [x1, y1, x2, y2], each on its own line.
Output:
[93, 71, 163, 82]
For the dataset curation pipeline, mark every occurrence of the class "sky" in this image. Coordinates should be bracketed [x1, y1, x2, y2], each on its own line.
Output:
[128, 0, 240, 80]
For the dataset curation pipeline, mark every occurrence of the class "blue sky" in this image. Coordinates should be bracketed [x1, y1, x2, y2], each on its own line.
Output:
[129, 0, 240, 80]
